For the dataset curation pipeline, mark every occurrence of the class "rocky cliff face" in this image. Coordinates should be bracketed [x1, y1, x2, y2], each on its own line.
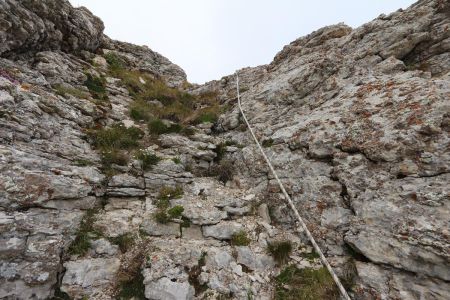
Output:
[0, 0, 449, 299]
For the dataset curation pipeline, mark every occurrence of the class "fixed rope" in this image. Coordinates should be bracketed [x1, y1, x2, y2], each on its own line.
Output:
[235, 73, 351, 300]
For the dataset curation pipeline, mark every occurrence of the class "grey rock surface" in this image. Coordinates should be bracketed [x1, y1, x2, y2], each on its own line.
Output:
[1, 0, 449, 299]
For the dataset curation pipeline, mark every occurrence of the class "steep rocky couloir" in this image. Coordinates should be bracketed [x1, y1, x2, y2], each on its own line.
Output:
[0, 0, 449, 299]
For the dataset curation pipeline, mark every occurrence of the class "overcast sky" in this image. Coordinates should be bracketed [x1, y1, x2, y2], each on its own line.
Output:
[69, 0, 416, 83]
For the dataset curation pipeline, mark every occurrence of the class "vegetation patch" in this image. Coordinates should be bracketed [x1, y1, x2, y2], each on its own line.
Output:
[109, 233, 135, 253]
[104, 54, 223, 129]
[172, 157, 181, 164]
[274, 266, 340, 300]
[91, 124, 144, 150]
[267, 240, 293, 265]
[68, 209, 102, 256]
[231, 230, 251, 246]
[153, 186, 185, 224]
[148, 118, 182, 135]
[186, 251, 208, 296]
[53, 84, 90, 99]
[117, 271, 146, 300]
[301, 250, 320, 261]
[262, 138, 274, 148]
[209, 159, 235, 185]
[167, 205, 184, 219]
[84, 73, 108, 101]
[135, 151, 160, 171]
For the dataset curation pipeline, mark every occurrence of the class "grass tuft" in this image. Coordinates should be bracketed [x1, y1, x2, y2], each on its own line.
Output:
[109, 233, 135, 253]
[274, 266, 340, 300]
[84, 73, 108, 101]
[68, 209, 102, 256]
[167, 205, 184, 219]
[231, 230, 251, 246]
[135, 151, 160, 171]
[267, 240, 293, 265]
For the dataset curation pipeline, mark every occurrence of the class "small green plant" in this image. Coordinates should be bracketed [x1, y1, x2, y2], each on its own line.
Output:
[301, 251, 320, 261]
[262, 138, 274, 148]
[274, 266, 340, 300]
[91, 124, 144, 150]
[84, 73, 108, 100]
[104, 52, 126, 72]
[129, 100, 153, 122]
[167, 205, 184, 219]
[148, 119, 183, 135]
[135, 151, 160, 171]
[231, 230, 250, 246]
[267, 240, 293, 265]
[192, 111, 218, 124]
[117, 267, 146, 300]
[109, 233, 135, 253]
[172, 157, 181, 164]
[68, 209, 102, 256]
[101, 150, 129, 167]
[53, 84, 90, 99]
[153, 210, 170, 224]
[157, 185, 184, 201]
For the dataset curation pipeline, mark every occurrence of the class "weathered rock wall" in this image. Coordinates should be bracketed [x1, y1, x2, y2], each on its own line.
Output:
[196, 0, 450, 298]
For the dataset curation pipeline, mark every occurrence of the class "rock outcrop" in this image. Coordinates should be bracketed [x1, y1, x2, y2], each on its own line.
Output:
[0, 0, 449, 299]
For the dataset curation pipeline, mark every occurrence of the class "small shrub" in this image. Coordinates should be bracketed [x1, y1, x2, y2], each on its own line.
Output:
[92, 124, 143, 150]
[274, 266, 340, 300]
[68, 209, 102, 256]
[157, 186, 184, 201]
[148, 119, 183, 135]
[210, 160, 234, 185]
[262, 138, 274, 148]
[84, 73, 108, 100]
[104, 52, 126, 72]
[167, 205, 184, 219]
[135, 151, 160, 171]
[172, 157, 181, 164]
[117, 271, 146, 300]
[101, 150, 129, 167]
[192, 111, 218, 124]
[301, 251, 320, 261]
[109, 233, 135, 253]
[153, 210, 170, 224]
[267, 240, 293, 265]
[231, 230, 250, 246]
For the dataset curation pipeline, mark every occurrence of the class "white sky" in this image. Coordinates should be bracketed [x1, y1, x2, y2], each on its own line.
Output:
[69, 0, 417, 84]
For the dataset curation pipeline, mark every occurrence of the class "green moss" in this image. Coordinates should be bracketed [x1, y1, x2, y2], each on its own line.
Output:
[135, 151, 160, 171]
[68, 209, 102, 256]
[167, 205, 184, 219]
[117, 270, 146, 300]
[109, 233, 135, 253]
[84, 73, 108, 101]
[267, 241, 293, 265]
[274, 266, 340, 300]
[231, 230, 250, 246]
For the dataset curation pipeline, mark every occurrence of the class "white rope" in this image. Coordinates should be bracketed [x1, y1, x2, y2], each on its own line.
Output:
[235, 73, 351, 300]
